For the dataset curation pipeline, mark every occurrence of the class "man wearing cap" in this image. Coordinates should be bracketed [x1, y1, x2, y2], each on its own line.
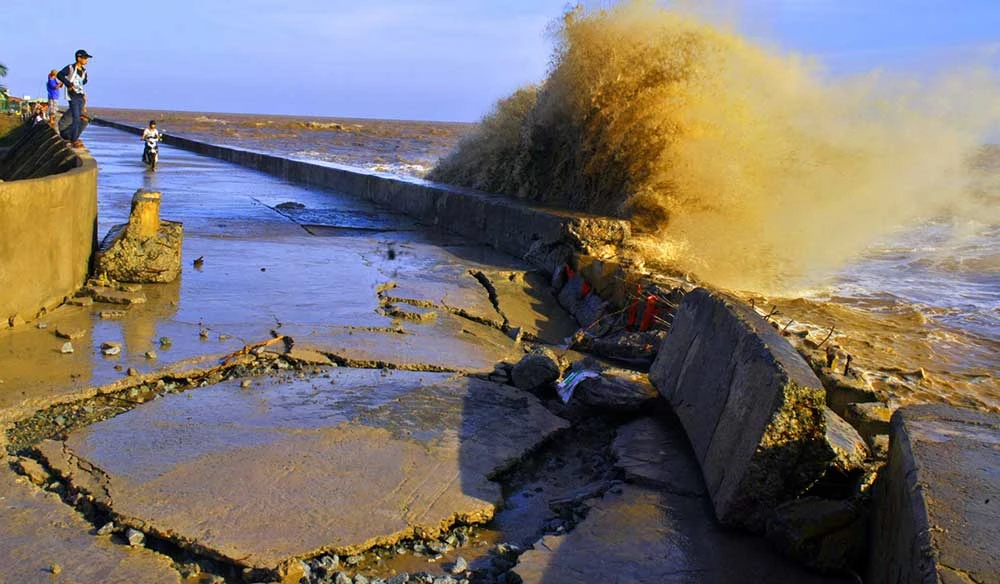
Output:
[57, 49, 92, 148]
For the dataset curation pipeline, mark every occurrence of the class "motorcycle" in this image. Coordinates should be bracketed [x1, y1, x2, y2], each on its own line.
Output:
[142, 132, 162, 171]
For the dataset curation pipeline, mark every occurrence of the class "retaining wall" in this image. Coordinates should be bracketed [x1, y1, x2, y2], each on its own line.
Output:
[92, 119, 629, 274]
[0, 125, 98, 323]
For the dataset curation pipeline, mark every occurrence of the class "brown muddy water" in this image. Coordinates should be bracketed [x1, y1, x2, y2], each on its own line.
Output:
[91, 107, 473, 178]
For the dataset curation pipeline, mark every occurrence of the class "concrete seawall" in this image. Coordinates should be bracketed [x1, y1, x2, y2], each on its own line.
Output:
[92, 118, 630, 274]
[0, 125, 98, 324]
[84, 119, 1000, 581]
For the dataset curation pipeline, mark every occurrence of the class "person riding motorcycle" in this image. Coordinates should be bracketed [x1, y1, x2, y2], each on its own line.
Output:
[141, 120, 162, 168]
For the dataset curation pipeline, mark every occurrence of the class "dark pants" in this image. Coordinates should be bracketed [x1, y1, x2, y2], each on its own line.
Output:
[66, 95, 84, 142]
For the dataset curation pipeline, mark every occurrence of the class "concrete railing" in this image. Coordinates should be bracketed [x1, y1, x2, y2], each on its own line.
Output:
[0, 125, 98, 324]
[92, 118, 630, 275]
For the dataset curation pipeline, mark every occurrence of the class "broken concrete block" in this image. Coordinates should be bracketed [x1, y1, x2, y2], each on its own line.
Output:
[511, 348, 561, 392]
[84, 286, 147, 305]
[96, 189, 182, 283]
[867, 405, 1000, 584]
[842, 402, 892, 441]
[649, 288, 869, 531]
[612, 417, 705, 496]
[573, 367, 659, 412]
[765, 496, 867, 572]
[572, 329, 666, 368]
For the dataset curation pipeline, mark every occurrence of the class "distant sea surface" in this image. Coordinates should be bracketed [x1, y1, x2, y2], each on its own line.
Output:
[91, 108, 999, 412]
[91, 107, 474, 178]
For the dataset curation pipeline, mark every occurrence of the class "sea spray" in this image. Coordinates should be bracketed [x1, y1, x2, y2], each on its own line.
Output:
[429, 0, 1000, 293]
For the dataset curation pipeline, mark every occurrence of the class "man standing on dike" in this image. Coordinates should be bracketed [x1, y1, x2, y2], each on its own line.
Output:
[57, 49, 92, 148]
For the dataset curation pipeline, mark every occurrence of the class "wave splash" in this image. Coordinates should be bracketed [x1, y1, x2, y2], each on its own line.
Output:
[429, 0, 1000, 293]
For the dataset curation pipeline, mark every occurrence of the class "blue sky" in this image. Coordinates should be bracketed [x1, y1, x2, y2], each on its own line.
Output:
[2, 0, 997, 121]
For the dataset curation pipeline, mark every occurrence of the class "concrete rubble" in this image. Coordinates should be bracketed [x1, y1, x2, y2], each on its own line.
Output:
[96, 190, 183, 283]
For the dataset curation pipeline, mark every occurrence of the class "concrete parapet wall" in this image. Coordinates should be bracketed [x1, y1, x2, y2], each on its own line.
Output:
[92, 118, 629, 273]
[868, 404, 1000, 584]
[649, 288, 868, 531]
[0, 129, 97, 323]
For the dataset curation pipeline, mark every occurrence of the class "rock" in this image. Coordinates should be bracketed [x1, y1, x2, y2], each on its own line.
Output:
[572, 367, 659, 412]
[649, 288, 869, 531]
[55, 327, 86, 340]
[127, 367, 139, 377]
[842, 402, 892, 440]
[199, 328, 210, 339]
[387, 573, 409, 584]
[354, 574, 370, 584]
[870, 434, 889, 460]
[158, 336, 172, 347]
[85, 286, 148, 305]
[275, 560, 309, 584]
[15, 457, 50, 485]
[316, 555, 340, 572]
[36, 322, 48, 329]
[99, 310, 127, 319]
[555, 273, 587, 318]
[50, 563, 62, 575]
[97, 521, 115, 536]
[101, 342, 122, 356]
[822, 407, 870, 474]
[126, 528, 145, 546]
[241, 380, 252, 389]
[60, 342, 74, 354]
[145, 350, 157, 360]
[765, 497, 867, 572]
[451, 556, 468, 574]
[95, 190, 183, 283]
[574, 293, 608, 330]
[867, 405, 1000, 584]
[511, 348, 561, 391]
[572, 329, 665, 367]
[67, 296, 94, 307]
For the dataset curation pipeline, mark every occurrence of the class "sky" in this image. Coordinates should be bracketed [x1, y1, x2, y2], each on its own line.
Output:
[1, 0, 998, 122]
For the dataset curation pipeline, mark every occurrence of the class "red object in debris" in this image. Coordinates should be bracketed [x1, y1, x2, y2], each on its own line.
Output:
[639, 295, 658, 331]
[564, 264, 575, 280]
[626, 298, 639, 329]
[580, 280, 592, 299]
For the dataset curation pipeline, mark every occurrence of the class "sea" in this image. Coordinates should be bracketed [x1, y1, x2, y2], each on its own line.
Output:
[90, 108, 1000, 412]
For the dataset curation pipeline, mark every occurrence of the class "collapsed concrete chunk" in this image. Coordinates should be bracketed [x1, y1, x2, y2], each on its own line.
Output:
[764, 496, 867, 572]
[868, 405, 1000, 584]
[649, 288, 868, 531]
[511, 347, 562, 391]
[96, 190, 183, 283]
[572, 367, 659, 412]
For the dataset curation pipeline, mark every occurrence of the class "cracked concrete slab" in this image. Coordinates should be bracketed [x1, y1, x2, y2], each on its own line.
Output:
[0, 466, 181, 584]
[513, 485, 848, 584]
[36, 372, 569, 573]
[290, 310, 522, 372]
[612, 416, 705, 497]
[481, 269, 580, 345]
